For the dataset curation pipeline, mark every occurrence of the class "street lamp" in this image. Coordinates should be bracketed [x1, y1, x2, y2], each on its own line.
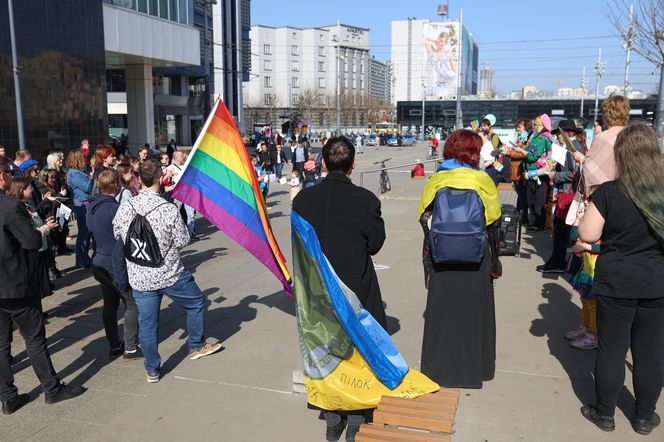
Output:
[8, 0, 25, 148]
[201, 0, 217, 118]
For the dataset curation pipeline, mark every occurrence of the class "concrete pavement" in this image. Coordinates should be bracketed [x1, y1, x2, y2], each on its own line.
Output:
[2, 141, 660, 441]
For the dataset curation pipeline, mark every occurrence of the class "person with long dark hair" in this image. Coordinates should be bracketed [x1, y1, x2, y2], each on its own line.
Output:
[578, 123, 664, 436]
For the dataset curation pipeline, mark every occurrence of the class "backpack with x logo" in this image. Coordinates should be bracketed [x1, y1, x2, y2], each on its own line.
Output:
[123, 202, 172, 268]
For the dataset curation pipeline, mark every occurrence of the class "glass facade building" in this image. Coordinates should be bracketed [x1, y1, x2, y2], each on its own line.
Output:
[103, 0, 193, 25]
[0, 0, 107, 156]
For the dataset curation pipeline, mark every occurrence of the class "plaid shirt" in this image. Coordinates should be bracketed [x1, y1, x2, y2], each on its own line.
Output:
[112, 190, 190, 291]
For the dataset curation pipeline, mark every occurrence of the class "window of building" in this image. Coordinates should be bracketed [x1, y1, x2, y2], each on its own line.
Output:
[149, 0, 158, 16]
[360, 63, 364, 73]
[360, 78, 364, 90]
[320, 34, 324, 41]
[106, 69, 126, 92]
[318, 61, 325, 72]
[169, 0, 177, 21]
[352, 63, 356, 73]
[353, 77, 357, 89]
[264, 44, 271, 55]
[178, 0, 188, 24]
[344, 62, 348, 73]
[292, 32, 297, 39]
[137, 0, 148, 13]
[291, 45, 299, 56]
[292, 94, 299, 105]
[159, 0, 168, 19]
[292, 77, 299, 88]
[292, 61, 299, 71]
[264, 76, 272, 87]
[318, 78, 326, 88]
[318, 46, 325, 56]
[264, 60, 271, 70]
[264, 94, 273, 105]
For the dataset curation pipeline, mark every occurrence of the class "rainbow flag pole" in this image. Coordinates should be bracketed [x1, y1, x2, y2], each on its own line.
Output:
[172, 99, 292, 294]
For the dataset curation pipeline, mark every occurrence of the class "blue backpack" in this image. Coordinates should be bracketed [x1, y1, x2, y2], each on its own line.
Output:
[429, 188, 486, 264]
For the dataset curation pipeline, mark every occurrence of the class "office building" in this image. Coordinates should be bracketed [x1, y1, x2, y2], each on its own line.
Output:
[0, 0, 209, 155]
[244, 23, 370, 133]
[213, 0, 251, 127]
[391, 18, 478, 105]
[368, 58, 391, 103]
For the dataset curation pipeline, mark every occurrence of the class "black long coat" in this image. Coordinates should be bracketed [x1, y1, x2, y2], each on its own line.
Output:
[0, 191, 43, 300]
[292, 172, 387, 328]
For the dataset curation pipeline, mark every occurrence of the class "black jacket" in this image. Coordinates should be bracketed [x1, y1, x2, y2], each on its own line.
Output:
[292, 173, 387, 327]
[257, 150, 275, 172]
[0, 190, 43, 299]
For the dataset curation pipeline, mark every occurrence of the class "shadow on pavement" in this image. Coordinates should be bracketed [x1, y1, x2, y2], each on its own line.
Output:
[181, 247, 227, 272]
[529, 282, 596, 405]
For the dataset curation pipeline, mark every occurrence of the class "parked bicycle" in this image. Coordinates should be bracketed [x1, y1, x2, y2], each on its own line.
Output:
[374, 158, 392, 194]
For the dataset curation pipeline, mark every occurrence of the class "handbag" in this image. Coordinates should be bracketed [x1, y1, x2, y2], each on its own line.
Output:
[555, 186, 575, 220]
[565, 174, 585, 226]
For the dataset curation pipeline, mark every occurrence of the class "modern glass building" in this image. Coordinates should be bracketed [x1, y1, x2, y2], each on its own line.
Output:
[0, 0, 215, 156]
[0, 0, 107, 156]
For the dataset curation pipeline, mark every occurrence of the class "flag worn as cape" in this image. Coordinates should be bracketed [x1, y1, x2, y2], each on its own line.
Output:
[418, 167, 501, 224]
[172, 100, 292, 294]
[291, 211, 438, 411]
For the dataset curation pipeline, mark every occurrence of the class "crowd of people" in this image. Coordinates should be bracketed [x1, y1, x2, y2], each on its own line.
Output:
[1, 92, 662, 440]
[0, 140, 225, 415]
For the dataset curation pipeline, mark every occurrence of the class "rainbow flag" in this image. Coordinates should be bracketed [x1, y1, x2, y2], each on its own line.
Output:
[291, 211, 438, 410]
[172, 100, 292, 294]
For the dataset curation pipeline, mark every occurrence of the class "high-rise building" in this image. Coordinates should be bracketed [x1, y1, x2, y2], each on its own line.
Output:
[390, 18, 478, 105]
[244, 23, 370, 132]
[368, 58, 391, 103]
[478, 67, 495, 98]
[213, 0, 251, 126]
[0, 0, 213, 154]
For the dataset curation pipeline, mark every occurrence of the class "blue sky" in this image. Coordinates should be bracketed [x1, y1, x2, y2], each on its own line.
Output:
[251, 0, 659, 94]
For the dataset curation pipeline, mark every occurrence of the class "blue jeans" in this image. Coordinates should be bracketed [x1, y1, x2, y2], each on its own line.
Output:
[132, 270, 206, 371]
[275, 163, 284, 179]
[72, 204, 91, 268]
[183, 204, 196, 236]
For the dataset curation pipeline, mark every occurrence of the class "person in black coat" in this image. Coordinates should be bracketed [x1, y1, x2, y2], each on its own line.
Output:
[0, 157, 86, 415]
[292, 136, 387, 440]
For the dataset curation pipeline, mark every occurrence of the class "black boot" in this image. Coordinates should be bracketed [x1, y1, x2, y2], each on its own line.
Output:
[581, 404, 615, 432]
[44, 383, 87, 405]
[2, 394, 30, 415]
[325, 411, 346, 442]
[633, 412, 660, 435]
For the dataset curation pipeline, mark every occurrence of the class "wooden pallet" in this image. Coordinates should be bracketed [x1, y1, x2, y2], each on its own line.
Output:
[356, 389, 459, 442]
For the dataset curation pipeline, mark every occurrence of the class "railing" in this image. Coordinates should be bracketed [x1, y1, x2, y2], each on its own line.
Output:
[358, 158, 441, 188]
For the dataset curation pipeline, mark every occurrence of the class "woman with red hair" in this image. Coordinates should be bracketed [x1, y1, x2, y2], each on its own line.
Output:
[417, 129, 502, 388]
[90, 145, 117, 195]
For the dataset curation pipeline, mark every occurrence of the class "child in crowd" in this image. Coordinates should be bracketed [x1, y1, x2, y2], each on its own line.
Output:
[289, 170, 301, 201]
[565, 200, 599, 350]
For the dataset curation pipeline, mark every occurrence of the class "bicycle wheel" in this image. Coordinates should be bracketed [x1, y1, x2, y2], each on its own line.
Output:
[379, 173, 387, 194]
[384, 173, 391, 192]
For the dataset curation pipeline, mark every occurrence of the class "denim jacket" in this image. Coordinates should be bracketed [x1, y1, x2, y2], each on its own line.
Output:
[67, 168, 91, 206]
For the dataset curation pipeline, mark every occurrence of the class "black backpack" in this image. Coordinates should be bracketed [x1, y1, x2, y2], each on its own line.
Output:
[123, 202, 172, 268]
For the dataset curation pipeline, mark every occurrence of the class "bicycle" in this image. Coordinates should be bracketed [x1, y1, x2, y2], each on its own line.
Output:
[374, 158, 392, 194]
[426, 145, 439, 160]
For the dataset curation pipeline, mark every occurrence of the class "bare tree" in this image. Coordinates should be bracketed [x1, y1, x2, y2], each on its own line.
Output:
[263, 93, 281, 127]
[609, 0, 664, 140]
[295, 88, 322, 130]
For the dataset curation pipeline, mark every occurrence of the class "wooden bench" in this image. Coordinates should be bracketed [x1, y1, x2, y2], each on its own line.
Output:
[356, 389, 460, 441]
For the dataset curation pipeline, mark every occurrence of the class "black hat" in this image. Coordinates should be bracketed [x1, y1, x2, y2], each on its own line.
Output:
[552, 119, 582, 134]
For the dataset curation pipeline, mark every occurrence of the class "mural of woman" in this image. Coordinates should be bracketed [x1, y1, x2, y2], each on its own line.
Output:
[424, 29, 457, 98]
